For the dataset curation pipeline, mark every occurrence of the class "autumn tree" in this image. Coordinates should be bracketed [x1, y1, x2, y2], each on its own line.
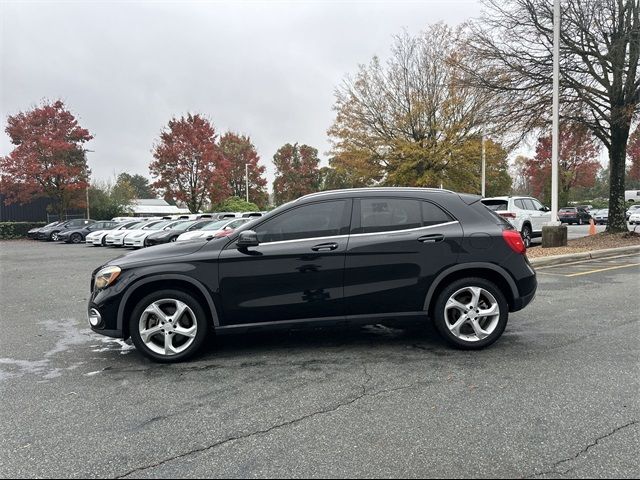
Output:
[627, 126, 640, 189]
[272, 143, 320, 204]
[149, 114, 230, 213]
[218, 132, 268, 208]
[511, 155, 533, 196]
[525, 125, 601, 206]
[453, 136, 512, 197]
[465, 0, 640, 231]
[0, 100, 92, 219]
[328, 24, 494, 189]
[116, 172, 154, 199]
[89, 179, 136, 220]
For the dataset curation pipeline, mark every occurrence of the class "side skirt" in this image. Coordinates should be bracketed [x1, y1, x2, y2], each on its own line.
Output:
[214, 311, 429, 335]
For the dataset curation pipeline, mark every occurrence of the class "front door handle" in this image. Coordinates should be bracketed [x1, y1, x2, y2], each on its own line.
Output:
[311, 242, 339, 252]
[417, 234, 445, 243]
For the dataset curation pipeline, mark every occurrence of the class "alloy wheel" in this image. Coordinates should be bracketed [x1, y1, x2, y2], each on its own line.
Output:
[71, 233, 82, 244]
[138, 299, 198, 356]
[51, 232, 59, 241]
[444, 286, 500, 342]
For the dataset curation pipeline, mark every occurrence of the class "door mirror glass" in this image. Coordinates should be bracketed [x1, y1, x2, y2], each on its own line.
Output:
[237, 230, 259, 248]
[540, 206, 550, 212]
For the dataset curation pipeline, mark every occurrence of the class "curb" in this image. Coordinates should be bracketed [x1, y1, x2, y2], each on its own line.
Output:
[529, 245, 640, 267]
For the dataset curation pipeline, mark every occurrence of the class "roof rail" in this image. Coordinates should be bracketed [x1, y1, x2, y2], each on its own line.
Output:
[299, 187, 456, 201]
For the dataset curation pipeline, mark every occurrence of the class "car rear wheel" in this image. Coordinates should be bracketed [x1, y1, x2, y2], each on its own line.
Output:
[130, 290, 210, 363]
[71, 233, 83, 244]
[432, 277, 508, 350]
[520, 224, 532, 248]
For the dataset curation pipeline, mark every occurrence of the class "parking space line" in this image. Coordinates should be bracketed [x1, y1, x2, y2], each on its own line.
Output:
[534, 253, 640, 270]
[564, 263, 640, 277]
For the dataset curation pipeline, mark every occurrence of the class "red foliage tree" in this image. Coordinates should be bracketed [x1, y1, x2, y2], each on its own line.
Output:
[218, 132, 268, 208]
[627, 127, 640, 186]
[149, 114, 230, 213]
[0, 100, 92, 218]
[525, 125, 601, 205]
[272, 143, 320, 204]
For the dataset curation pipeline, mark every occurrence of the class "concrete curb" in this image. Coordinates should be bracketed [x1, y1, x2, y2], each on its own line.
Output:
[529, 245, 640, 267]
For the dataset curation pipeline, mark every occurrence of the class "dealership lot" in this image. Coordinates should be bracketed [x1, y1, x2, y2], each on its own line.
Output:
[0, 241, 638, 478]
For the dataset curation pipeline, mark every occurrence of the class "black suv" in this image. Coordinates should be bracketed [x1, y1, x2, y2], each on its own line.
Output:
[89, 188, 537, 362]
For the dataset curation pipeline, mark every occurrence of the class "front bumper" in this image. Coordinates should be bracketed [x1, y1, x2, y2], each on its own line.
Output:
[105, 236, 126, 246]
[124, 237, 145, 247]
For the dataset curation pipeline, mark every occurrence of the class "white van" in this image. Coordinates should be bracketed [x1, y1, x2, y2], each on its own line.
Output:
[625, 190, 640, 202]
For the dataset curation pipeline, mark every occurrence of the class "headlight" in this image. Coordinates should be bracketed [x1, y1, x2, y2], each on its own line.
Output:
[94, 266, 121, 290]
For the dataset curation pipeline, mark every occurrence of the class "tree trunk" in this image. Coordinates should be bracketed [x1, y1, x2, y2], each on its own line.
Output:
[606, 120, 630, 233]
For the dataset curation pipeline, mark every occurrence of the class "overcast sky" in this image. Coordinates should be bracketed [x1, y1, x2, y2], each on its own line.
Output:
[1, 0, 484, 189]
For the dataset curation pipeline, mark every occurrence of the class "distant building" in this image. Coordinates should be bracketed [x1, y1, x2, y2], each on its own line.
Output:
[130, 199, 191, 217]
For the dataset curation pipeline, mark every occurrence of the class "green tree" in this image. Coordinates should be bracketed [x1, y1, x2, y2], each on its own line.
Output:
[116, 173, 154, 198]
[211, 196, 259, 212]
[88, 180, 135, 220]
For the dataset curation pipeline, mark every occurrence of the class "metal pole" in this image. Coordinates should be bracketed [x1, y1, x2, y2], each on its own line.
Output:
[551, 0, 560, 223]
[245, 163, 250, 203]
[481, 134, 486, 197]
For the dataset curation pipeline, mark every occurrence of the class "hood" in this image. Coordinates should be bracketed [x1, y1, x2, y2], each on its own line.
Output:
[108, 239, 209, 267]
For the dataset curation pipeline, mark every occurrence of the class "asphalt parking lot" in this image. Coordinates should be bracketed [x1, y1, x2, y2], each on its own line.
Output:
[0, 241, 638, 478]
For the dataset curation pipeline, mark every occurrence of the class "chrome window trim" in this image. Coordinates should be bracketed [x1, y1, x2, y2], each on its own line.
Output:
[255, 221, 459, 246]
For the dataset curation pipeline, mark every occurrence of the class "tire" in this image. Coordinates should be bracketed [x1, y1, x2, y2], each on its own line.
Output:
[101, 236, 107, 246]
[70, 233, 83, 244]
[520, 224, 532, 248]
[432, 277, 509, 350]
[129, 290, 211, 363]
[50, 231, 60, 241]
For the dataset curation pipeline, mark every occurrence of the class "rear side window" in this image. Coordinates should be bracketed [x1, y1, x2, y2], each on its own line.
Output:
[481, 200, 508, 211]
[523, 199, 537, 211]
[355, 198, 452, 234]
[255, 200, 349, 243]
[514, 199, 526, 209]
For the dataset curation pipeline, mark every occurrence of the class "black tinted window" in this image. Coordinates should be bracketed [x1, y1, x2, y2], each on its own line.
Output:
[481, 200, 508, 211]
[421, 201, 453, 226]
[256, 201, 348, 243]
[359, 198, 422, 233]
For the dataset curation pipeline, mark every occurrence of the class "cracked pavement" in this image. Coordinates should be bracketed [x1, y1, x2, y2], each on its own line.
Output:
[0, 241, 638, 478]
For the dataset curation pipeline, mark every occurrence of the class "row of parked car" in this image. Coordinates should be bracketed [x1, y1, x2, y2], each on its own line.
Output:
[27, 212, 263, 248]
[480, 196, 640, 248]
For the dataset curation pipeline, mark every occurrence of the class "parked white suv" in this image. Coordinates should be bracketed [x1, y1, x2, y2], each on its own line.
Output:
[481, 196, 551, 247]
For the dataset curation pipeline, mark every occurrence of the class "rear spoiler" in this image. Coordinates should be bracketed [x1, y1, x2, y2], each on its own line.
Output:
[458, 193, 482, 205]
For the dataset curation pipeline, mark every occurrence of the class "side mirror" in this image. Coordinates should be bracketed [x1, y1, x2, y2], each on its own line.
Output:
[237, 230, 259, 249]
[541, 206, 550, 212]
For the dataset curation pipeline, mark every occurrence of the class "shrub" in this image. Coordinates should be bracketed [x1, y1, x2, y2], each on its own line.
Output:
[0, 222, 46, 239]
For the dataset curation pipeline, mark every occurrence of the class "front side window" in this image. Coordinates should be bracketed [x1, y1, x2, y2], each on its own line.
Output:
[255, 200, 349, 243]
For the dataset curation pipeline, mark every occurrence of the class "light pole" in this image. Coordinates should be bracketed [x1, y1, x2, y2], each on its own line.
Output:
[245, 163, 250, 203]
[481, 134, 486, 197]
[551, 0, 560, 224]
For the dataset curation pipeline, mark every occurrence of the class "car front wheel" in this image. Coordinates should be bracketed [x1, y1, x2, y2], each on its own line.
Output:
[432, 277, 509, 350]
[51, 231, 60, 241]
[130, 290, 210, 363]
[71, 233, 83, 244]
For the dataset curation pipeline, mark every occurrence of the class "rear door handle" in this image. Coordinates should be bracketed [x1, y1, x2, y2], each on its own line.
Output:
[311, 242, 339, 252]
[417, 234, 445, 243]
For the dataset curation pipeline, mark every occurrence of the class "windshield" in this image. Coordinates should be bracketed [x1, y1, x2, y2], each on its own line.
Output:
[559, 208, 576, 212]
[145, 220, 174, 230]
[168, 221, 197, 231]
[201, 220, 230, 231]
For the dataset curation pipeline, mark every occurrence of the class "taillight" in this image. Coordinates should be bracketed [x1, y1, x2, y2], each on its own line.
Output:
[502, 229, 526, 254]
[499, 212, 516, 219]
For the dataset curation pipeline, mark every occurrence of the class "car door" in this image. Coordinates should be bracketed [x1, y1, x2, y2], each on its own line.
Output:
[343, 197, 463, 316]
[529, 198, 550, 231]
[217, 199, 353, 325]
